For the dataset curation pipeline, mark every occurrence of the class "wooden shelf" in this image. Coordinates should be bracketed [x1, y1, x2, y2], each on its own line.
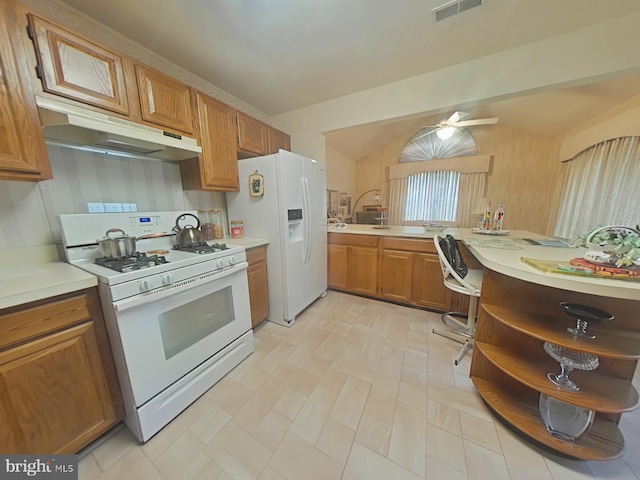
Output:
[476, 342, 639, 413]
[471, 376, 625, 460]
[482, 304, 640, 360]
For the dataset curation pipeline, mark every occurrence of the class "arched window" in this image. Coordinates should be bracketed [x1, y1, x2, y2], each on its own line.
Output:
[388, 128, 485, 226]
[399, 128, 478, 162]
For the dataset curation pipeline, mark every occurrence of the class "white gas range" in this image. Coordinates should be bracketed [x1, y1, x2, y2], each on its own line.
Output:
[60, 211, 254, 442]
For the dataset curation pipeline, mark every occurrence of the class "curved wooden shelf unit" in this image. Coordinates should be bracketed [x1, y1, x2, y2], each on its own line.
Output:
[482, 304, 640, 360]
[476, 342, 639, 413]
[472, 377, 625, 461]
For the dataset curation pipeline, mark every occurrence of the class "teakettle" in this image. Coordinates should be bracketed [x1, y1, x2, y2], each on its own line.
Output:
[173, 213, 205, 246]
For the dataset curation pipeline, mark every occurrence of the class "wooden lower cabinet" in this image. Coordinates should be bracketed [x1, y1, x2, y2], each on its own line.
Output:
[0, 289, 123, 454]
[327, 232, 452, 311]
[327, 244, 348, 290]
[412, 253, 451, 310]
[246, 245, 269, 328]
[380, 250, 414, 303]
[348, 246, 378, 296]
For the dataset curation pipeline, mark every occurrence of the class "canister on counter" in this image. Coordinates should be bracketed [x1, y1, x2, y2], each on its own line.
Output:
[230, 220, 244, 238]
[213, 209, 224, 239]
[198, 209, 215, 241]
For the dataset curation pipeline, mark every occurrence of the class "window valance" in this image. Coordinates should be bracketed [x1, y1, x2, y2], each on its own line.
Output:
[388, 154, 492, 180]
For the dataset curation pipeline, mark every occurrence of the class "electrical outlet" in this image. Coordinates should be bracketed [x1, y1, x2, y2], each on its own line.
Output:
[87, 202, 105, 213]
[122, 203, 138, 212]
[104, 202, 124, 213]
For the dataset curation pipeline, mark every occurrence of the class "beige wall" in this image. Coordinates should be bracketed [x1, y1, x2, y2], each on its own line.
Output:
[355, 127, 561, 234]
[325, 147, 357, 197]
[559, 94, 640, 160]
[273, 11, 640, 171]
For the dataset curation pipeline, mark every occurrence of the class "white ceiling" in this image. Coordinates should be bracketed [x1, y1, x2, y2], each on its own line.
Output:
[58, 0, 640, 158]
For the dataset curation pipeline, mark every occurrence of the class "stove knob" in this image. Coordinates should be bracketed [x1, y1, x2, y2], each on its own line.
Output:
[217, 259, 224, 269]
[140, 280, 150, 292]
[162, 274, 174, 285]
[228, 255, 236, 265]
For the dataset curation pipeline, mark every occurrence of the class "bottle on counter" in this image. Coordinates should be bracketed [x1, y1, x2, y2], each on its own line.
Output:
[482, 202, 492, 230]
[493, 203, 505, 231]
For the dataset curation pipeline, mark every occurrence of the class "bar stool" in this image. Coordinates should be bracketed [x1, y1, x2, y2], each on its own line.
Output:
[432, 234, 483, 365]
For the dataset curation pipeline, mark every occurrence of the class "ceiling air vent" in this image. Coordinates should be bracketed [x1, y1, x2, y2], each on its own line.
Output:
[433, 0, 483, 22]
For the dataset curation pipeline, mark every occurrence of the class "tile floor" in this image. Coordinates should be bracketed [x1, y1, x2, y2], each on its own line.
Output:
[79, 291, 640, 480]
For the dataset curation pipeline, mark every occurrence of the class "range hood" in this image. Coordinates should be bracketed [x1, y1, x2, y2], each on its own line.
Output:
[36, 96, 202, 161]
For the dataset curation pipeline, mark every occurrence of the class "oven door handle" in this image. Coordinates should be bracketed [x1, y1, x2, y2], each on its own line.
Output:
[113, 261, 248, 312]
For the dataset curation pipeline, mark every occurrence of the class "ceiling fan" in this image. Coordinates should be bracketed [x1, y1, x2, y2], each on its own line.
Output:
[419, 111, 499, 140]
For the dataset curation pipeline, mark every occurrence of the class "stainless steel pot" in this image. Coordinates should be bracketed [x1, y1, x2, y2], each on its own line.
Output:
[97, 228, 165, 258]
[173, 213, 205, 246]
[97, 229, 136, 258]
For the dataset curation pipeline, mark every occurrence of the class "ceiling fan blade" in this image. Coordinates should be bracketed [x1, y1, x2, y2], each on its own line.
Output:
[456, 117, 499, 127]
[413, 128, 439, 140]
[448, 111, 468, 124]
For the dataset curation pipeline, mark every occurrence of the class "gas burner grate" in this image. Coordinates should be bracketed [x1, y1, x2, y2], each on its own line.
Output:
[95, 252, 168, 272]
[173, 243, 228, 254]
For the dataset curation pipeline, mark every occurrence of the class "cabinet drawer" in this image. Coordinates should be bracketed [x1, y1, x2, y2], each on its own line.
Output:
[328, 233, 378, 247]
[382, 237, 435, 253]
[246, 245, 267, 265]
[0, 293, 90, 350]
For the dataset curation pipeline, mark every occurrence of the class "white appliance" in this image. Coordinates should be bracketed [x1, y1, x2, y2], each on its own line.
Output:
[226, 150, 327, 327]
[37, 96, 202, 161]
[59, 211, 253, 441]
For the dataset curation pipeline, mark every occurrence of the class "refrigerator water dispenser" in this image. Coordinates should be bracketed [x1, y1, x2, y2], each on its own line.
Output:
[288, 209, 303, 243]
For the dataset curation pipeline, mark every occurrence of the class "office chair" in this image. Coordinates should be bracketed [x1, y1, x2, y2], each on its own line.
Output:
[432, 234, 483, 365]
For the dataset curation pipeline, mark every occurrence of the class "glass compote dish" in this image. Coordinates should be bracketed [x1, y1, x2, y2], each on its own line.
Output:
[539, 393, 595, 442]
[543, 342, 599, 391]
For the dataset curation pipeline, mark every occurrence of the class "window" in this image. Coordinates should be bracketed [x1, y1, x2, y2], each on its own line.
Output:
[405, 170, 460, 222]
[554, 136, 640, 238]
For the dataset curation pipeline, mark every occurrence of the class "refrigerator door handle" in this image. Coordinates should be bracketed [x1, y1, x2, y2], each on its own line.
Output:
[302, 176, 311, 264]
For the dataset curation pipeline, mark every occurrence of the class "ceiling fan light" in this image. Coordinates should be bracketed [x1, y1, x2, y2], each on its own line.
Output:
[436, 126, 456, 140]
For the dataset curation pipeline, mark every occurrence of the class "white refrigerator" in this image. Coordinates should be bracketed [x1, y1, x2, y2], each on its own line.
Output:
[226, 150, 327, 327]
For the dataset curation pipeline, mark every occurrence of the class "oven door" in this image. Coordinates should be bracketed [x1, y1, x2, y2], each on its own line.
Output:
[112, 262, 251, 406]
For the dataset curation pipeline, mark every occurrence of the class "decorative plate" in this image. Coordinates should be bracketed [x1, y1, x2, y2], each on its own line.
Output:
[471, 228, 510, 235]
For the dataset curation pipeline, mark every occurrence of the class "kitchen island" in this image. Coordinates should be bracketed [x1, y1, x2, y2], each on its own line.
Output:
[457, 230, 640, 460]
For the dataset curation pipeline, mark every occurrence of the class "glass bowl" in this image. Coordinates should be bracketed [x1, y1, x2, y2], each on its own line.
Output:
[539, 393, 595, 442]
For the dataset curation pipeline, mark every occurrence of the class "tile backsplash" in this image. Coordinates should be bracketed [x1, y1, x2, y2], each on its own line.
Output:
[0, 146, 227, 250]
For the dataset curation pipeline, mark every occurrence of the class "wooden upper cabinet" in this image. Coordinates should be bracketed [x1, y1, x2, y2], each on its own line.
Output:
[0, 1, 50, 181]
[268, 127, 291, 153]
[27, 14, 130, 115]
[236, 111, 268, 156]
[180, 91, 238, 191]
[135, 64, 193, 134]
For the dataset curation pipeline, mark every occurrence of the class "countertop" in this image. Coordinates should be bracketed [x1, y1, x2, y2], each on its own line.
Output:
[327, 224, 443, 238]
[327, 225, 640, 300]
[0, 245, 98, 310]
[223, 235, 269, 249]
